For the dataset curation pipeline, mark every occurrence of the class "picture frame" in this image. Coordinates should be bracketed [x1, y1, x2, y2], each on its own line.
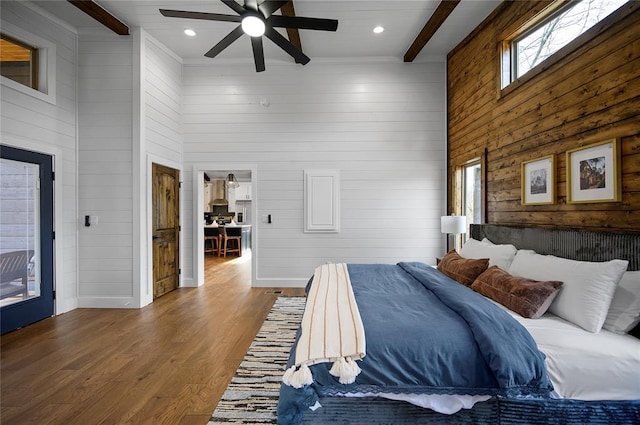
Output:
[521, 154, 555, 205]
[566, 139, 621, 204]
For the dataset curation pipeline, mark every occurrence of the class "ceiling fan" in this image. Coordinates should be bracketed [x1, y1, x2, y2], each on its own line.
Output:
[160, 0, 338, 72]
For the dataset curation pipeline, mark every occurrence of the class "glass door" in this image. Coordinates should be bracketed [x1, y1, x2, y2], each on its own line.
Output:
[1, 145, 54, 334]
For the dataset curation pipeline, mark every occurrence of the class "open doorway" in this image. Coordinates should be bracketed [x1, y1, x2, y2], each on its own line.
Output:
[193, 164, 257, 288]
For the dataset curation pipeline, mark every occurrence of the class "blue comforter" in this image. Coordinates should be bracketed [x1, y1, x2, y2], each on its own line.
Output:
[277, 262, 554, 424]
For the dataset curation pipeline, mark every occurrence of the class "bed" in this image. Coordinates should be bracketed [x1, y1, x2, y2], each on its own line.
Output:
[277, 224, 640, 424]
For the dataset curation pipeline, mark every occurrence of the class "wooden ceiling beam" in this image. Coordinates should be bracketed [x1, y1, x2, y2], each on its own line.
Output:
[404, 0, 460, 62]
[280, 1, 304, 63]
[67, 0, 129, 35]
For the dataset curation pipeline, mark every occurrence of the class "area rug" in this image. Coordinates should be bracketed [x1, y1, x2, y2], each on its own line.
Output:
[208, 296, 305, 425]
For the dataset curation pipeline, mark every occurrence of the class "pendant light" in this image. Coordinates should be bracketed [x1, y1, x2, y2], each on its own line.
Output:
[226, 173, 240, 189]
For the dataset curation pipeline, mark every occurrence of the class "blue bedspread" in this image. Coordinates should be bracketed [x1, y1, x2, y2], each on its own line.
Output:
[277, 262, 554, 424]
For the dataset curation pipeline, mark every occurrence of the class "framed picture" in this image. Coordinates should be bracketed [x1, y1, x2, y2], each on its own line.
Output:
[521, 155, 555, 205]
[566, 139, 621, 204]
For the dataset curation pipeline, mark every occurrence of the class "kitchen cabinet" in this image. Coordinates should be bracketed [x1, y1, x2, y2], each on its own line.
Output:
[236, 182, 251, 201]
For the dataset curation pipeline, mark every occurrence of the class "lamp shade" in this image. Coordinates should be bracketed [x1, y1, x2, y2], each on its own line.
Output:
[441, 215, 467, 234]
[226, 173, 240, 189]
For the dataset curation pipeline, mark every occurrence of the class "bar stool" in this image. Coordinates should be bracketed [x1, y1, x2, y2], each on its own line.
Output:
[204, 227, 219, 255]
[221, 226, 242, 257]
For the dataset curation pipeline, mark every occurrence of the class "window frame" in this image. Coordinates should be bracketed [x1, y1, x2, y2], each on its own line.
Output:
[507, 1, 575, 83]
[1, 33, 39, 90]
[462, 160, 482, 229]
[0, 22, 56, 105]
[452, 150, 486, 244]
[499, 0, 629, 94]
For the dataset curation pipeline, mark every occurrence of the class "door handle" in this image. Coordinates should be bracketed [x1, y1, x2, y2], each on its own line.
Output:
[152, 235, 159, 240]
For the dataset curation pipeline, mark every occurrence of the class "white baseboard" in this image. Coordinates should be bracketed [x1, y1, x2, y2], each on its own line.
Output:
[57, 298, 78, 315]
[77, 297, 137, 308]
[181, 277, 199, 288]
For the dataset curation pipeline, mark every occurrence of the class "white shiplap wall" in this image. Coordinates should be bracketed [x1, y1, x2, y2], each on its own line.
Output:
[182, 61, 446, 286]
[0, 1, 77, 312]
[64, 29, 183, 308]
[144, 37, 183, 161]
[141, 33, 184, 295]
[77, 33, 134, 306]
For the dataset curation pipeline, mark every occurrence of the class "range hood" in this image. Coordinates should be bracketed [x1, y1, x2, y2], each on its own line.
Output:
[209, 180, 228, 206]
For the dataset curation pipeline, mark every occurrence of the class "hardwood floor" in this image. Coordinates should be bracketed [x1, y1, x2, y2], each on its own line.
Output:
[0, 254, 304, 425]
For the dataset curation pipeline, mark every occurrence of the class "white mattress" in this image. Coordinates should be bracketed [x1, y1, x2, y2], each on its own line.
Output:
[503, 307, 640, 400]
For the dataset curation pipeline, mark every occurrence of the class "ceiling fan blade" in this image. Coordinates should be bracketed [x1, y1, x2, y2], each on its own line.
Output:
[251, 37, 266, 72]
[220, 0, 245, 15]
[268, 15, 338, 31]
[244, 0, 259, 13]
[204, 25, 245, 58]
[264, 26, 310, 65]
[259, 0, 288, 18]
[160, 9, 240, 23]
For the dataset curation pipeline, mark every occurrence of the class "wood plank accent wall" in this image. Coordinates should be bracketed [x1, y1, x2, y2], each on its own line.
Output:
[447, 1, 640, 233]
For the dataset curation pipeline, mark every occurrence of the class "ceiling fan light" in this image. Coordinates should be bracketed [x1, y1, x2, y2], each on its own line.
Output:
[241, 15, 265, 37]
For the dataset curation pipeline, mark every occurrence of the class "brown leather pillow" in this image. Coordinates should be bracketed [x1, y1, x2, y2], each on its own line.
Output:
[437, 250, 489, 286]
[471, 266, 563, 319]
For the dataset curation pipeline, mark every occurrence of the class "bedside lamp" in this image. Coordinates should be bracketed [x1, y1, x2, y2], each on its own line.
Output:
[441, 215, 467, 253]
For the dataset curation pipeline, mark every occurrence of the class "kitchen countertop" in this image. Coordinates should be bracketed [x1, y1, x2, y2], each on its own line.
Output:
[204, 223, 251, 228]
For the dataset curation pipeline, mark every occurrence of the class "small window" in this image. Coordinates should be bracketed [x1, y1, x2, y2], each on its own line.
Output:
[1, 33, 38, 90]
[503, 0, 628, 87]
[462, 161, 481, 235]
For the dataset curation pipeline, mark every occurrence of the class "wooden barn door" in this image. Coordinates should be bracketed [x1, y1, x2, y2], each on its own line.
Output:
[152, 163, 180, 299]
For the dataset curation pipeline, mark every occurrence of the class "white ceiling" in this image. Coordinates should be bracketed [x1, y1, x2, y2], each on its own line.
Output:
[30, 0, 501, 64]
[24, 0, 501, 182]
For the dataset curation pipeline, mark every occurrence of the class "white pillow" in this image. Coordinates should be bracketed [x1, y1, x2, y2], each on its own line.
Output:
[603, 271, 640, 334]
[508, 250, 628, 333]
[460, 238, 517, 271]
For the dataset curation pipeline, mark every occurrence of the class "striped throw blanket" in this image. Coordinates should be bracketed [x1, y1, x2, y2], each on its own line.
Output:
[282, 263, 366, 388]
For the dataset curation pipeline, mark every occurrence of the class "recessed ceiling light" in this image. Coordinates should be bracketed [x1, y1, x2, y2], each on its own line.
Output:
[373, 26, 384, 34]
[184, 29, 196, 37]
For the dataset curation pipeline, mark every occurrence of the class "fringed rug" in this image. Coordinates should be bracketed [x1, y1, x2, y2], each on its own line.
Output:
[208, 296, 305, 425]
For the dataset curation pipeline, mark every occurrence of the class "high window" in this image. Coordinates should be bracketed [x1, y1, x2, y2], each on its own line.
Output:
[0, 24, 56, 104]
[502, 0, 628, 88]
[0, 34, 38, 90]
